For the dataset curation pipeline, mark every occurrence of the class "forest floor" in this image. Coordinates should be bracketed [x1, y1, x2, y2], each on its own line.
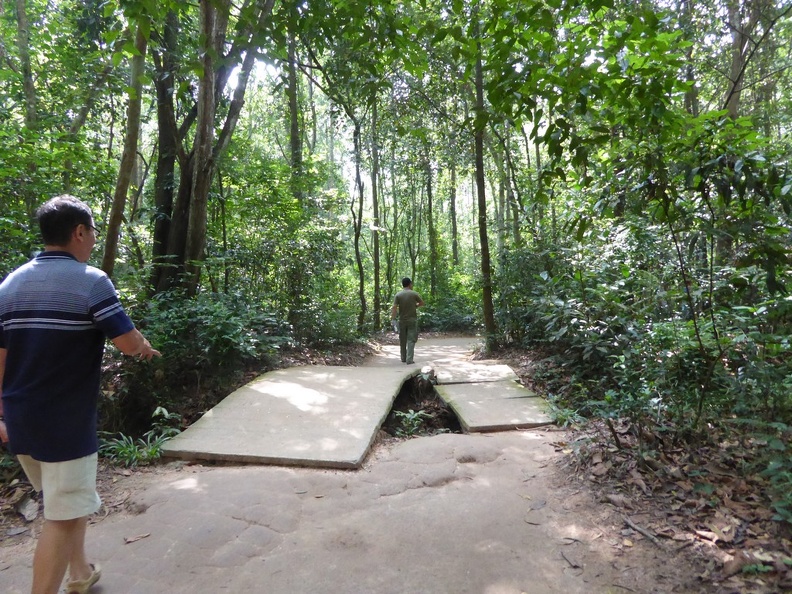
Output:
[1, 333, 790, 593]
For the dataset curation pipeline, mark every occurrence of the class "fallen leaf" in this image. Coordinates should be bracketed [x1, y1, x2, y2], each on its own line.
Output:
[722, 551, 753, 577]
[6, 527, 28, 536]
[16, 497, 38, 522]
[753, 550, 775, 563]
[694, 529, 720, 543]
[603, 494, 631, 509]
[706, 522, 733, 544]
[124, 533, 151, 544]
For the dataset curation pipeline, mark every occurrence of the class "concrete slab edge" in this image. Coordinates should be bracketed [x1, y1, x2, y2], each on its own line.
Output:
[161, 448, 361, 470]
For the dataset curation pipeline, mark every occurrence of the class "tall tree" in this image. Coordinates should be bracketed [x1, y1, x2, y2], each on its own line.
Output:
[102, 20, 149, 277]
[473, 12, 496, 341]
[151, 0, 276, 295]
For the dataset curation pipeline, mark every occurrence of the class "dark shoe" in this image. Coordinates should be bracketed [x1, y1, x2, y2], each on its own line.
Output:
[405, 360, 414, 364]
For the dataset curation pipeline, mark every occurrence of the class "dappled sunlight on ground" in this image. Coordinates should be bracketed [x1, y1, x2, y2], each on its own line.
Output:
[253, 381, 330, 413]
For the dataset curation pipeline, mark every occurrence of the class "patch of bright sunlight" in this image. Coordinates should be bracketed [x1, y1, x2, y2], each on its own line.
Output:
[253, 381, 329, 413]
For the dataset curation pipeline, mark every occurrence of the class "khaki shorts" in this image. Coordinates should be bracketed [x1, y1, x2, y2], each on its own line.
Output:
[17, 453, 102, 521]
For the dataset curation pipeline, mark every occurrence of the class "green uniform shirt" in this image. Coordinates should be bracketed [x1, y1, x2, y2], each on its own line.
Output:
[393, 289, 422, 322]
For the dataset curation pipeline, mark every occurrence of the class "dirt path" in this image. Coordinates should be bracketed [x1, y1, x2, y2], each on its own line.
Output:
[2, 434, 707, 593]
[1, 336, 711, 593]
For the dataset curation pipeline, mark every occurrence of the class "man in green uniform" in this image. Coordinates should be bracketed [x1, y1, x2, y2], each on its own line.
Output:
[390, 277, 425, 364]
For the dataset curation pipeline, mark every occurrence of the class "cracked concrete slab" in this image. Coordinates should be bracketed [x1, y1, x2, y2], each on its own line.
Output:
[161, 336, 552, 469]
[162, 366, 415, 469]
[436, 380, 552, 432]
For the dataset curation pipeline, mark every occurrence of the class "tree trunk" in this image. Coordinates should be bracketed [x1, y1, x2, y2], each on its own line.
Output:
[352, 120, 367, 332]
[15, 0, 36, 129]
[475, 36, 497, 343]
[183, 0, 224, 295]
[14, 0, 38, 215]
[450, 155, 459, 266]
[150, 10, 180, 294]
[371, 97, 382, 329]
[425, 148, 437, 298]
[286, 27, 306, 332]
[151, 0, 275, 296]
[287, 30, 302, 202]
[497, 171, 506, 259]
[724, 0, 749, 119]
[101, 24, 148, 278]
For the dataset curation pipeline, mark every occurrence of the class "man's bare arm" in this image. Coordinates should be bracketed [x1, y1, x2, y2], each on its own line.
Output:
[111, 329, 161, 360]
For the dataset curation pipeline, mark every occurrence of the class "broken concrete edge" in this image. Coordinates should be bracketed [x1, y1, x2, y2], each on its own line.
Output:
[462, 420, 556, 433]
[160, 448, 362, 470]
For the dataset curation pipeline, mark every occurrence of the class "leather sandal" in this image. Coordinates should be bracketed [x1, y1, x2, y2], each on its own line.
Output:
[65, 564, 101, 594]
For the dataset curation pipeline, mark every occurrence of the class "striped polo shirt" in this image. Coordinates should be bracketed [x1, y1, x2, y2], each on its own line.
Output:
[0, 251, 134, 462]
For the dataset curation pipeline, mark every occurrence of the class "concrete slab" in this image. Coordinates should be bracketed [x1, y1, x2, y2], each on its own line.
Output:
[436, 380, 553, 432]
[162, 366, 415, 469]
[162, 337, 552, 469]
[433, 362, 518, 384]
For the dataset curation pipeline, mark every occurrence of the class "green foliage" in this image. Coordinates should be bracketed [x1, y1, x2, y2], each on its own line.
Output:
[545, 395, 586, 428]
[0, 212, 37, 279]
[100, 290, 291, 436]
[394, 409, 433, 437]
[0, 447, 22, 485]
[142, 290, 290, 370]
[420, 272, 482, 332]
[744, 421, 792, 525]
[99, 407, 181, 468]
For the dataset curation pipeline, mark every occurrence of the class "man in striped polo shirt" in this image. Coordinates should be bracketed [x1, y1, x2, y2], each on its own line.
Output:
[0, 195, 160, 594]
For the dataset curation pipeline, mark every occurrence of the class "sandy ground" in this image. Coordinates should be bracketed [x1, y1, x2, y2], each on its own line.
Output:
[0, 430, 707, 594]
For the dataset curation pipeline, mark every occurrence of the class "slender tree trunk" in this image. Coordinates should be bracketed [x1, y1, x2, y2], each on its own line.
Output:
[15, 0, 36, 129]
[286, 27, 306, 332]
[474, 35, 497, 343]
[681, 0, 700, 117]
[425, 148, 438, 299]
[497, 172, 506, 259]
[102, 24, 148, 277]
[14, 0, 37, 214]
[371, 97, 382, 329]
[386, 141, 398, 300]
[450, 155, 459, 266]
[352, 120, 367, 332]
[150, 11, 180, 294]
[287, 31, 302, 202]
[725, 0, 749, 119]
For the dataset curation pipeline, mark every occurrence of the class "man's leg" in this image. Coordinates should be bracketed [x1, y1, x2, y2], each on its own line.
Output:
[31, 517, 90, 594]
[20, 453, 101, 594]
[399, 322, 408, 362]
[405, 320, 418, 363]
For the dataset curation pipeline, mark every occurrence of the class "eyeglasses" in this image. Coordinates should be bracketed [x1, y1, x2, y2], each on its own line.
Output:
[76, 223, 101, 238]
